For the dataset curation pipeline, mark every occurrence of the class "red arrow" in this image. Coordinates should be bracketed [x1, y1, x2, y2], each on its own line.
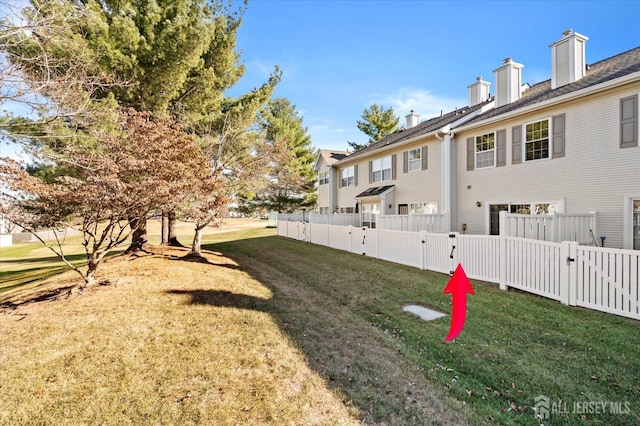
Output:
[443, 263, 474, 342]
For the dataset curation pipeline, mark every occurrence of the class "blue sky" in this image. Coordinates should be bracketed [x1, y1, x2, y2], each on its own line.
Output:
[230, 0, 640, 152]
[2, 0, 640, 160]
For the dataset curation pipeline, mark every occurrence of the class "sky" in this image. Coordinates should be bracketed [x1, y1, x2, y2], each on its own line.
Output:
[228, 0, 640, 152]
[2, 0, 640, 159]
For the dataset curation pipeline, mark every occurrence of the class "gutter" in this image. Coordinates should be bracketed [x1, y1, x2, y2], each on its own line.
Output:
[454, 70, 640, 133]
[333, 101, 495, 167]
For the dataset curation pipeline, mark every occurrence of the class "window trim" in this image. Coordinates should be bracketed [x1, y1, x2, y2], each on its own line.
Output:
[340, 166, 354, 187]
[485, 199, 565, 234]
[524, 117, 551, 162]
[408, 201, 439, 215]
[408, 148, 422, 172]
[474, 131, 496, 169]
[319, 171, 329, 185]
[623, 195, 640, 249]
[371, 155, 392, 183]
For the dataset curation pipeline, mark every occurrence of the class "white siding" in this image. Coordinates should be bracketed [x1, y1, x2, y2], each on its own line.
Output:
[455, 84, 640, 248]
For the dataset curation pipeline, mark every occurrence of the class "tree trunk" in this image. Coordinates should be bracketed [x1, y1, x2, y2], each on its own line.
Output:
[85, 259, 98, 287]
[188, 227, 203, 257]
[126, 216, 148, 253]
[167, 210, 184, 247]
[161, 212, 169, 244]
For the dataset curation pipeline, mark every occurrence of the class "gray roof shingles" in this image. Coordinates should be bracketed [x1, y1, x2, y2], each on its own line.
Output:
[340, 100, 491, 163]
[332, 45, 640, 164]
[464, 45, 640, 126]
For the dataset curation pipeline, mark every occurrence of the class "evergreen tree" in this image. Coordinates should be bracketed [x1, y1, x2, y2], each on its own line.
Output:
[348, 104, 400, 151]
[247, 98, 316, 214]
[1, 0, 280, 251]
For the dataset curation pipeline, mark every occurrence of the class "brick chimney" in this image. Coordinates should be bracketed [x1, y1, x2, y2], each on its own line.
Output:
[550, 29, 589, 89]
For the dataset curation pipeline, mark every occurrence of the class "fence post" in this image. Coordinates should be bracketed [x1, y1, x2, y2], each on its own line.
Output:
[420, 231, 427, 270]
[448, 232, 459, 275]
[499, 211, 508, 290]
[559, 241, 578, 305]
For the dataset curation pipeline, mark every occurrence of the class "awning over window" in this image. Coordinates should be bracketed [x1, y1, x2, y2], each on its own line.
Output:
[355, 185, 395, 199]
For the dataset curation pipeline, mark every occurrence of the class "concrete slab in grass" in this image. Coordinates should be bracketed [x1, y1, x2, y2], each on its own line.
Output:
[403, 304, 446, 321]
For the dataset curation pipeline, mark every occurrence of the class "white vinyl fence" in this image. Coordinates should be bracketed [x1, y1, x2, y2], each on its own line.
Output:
[377, 213, 447, 233]
[278, 220, 640, 321]
[504, 212, 597, 245]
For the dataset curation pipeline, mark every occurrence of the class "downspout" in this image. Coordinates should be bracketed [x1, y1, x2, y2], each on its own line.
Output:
[328, 165, 336, 213]
[435, 125, 452, 232]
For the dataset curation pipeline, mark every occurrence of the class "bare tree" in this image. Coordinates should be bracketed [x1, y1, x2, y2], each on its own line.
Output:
[0, 109, 209, 287]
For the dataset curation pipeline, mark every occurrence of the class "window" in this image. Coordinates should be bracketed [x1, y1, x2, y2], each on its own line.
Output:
[339, 207, 354, 213]
[409, 203, 423, 214]
[319, 171, 329, 185]
[489, 204, 509, 235]
[490, 201, 563, 235]
[340, 166, 354, 187]
[525, 119, 549, 161]
[534, 202, 562, 215]
[372, 156, 392, 182]
[510, 203, 531, 214]
[408, 148, 421, 172]
[409, 202, 439, 214]
[475, 132, 495, 168]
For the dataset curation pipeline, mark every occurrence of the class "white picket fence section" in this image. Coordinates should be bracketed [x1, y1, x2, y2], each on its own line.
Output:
[377, 213, 447, 233]
[309, 213, 360, 227]
[504, 212, 597, 245]
[278, 220, 640, 321]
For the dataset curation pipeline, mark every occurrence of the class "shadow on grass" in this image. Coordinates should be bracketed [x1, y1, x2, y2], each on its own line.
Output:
[0, 253, 88, 265]
[196, 236, 472, 425]
[0, 266, 70, 291]
[170, 254, 240, 270]
[166, 289, 267, 312]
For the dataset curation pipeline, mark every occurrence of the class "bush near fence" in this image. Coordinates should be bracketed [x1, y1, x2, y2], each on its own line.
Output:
[278, 220, 640, 321]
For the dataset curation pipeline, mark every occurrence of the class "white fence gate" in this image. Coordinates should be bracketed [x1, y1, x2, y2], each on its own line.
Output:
[278, 220, 640, 321]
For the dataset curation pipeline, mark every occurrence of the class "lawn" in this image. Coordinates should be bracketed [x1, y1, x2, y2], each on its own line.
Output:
[0, 221, 638, 425]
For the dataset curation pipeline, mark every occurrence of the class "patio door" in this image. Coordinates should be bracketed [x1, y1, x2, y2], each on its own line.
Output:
[489, 204, 508, 235]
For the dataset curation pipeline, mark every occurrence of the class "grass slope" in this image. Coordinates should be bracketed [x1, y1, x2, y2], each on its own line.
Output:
[211, 233, 639, 425]
[0, 222, 638, 425]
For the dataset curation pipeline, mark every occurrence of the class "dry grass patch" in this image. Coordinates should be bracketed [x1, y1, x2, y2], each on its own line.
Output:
[0, 245, 360, 425]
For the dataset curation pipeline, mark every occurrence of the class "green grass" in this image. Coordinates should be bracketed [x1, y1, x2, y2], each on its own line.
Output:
[1, 223, 638, 424]
[207, 234, 640, 425]
[0, 239, 91, 301]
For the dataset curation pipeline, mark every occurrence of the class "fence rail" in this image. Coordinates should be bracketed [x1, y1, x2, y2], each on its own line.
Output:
[278, 220, 640, 321]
